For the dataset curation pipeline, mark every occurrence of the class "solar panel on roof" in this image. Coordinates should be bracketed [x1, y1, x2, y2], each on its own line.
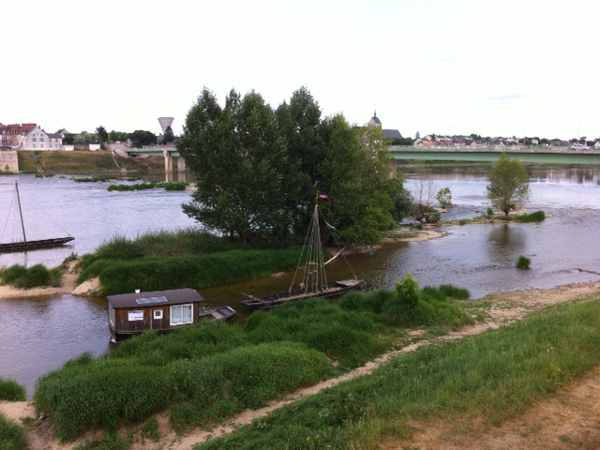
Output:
[135, 296, 168, 305]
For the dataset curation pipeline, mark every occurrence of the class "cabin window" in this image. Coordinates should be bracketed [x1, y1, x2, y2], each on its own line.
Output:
[170, 304, 193, 325]
[128, 310, 144, 321]
[153, 310, 163, 320]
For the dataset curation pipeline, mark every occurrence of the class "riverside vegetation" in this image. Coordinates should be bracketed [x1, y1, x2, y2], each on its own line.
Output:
[31, 275, 472, 443]
[0, 378, 26, 450]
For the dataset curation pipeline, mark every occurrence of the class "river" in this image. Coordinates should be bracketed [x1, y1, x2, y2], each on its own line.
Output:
[1, 164, 599, 395]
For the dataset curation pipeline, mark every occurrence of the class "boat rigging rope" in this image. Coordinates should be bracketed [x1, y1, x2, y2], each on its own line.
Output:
[0, 190, 18, 243]
[18, 184, 73, 237]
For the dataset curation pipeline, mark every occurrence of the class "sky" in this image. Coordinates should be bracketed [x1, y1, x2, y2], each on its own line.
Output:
[3, 0, 599, 140]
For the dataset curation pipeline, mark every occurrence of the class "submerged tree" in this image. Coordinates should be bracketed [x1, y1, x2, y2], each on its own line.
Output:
[486, 152, 530, 215]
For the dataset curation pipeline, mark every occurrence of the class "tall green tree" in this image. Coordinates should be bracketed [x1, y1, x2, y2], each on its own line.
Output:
[96, 126, 108, 150]
[486, 152, 530, 215]
[178, 86, 407, 245]
[178, 88, 295, 242]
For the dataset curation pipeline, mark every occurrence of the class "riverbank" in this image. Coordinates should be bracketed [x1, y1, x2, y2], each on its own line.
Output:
[0, 228, 447, 300]
[0, 261, 99, 299]
[2, 280, 599, 449]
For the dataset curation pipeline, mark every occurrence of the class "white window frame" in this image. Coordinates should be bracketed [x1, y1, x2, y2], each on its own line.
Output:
[170, 304, 193, 326]
[153, 309, 163, 320]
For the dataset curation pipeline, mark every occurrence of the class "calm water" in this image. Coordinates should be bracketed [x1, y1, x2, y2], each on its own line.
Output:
[1, 165, 599, 396]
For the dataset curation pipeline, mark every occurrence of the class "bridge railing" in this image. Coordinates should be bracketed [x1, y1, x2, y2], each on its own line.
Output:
[389, 145, 600, 154]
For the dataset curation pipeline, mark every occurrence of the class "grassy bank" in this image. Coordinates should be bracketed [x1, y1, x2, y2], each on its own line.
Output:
[195, 294, 600, 449]
[33, 281, 470, 441]
[17, 150, 156, 174]
[76, 231, 306, 295]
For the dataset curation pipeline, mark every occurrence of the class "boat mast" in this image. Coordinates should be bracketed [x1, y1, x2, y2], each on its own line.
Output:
[14, 181, 27, 243]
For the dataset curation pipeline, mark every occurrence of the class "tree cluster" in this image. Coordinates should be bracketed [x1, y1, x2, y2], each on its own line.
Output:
[177, 87, 410, 245]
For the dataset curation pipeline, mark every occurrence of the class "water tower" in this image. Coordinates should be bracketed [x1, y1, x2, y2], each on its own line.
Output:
[157, 117, 174, 134]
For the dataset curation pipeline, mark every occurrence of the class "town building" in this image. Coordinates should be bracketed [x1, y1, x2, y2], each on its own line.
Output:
[0, 123, 65, 150]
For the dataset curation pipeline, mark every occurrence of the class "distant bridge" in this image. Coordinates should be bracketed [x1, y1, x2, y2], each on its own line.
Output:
[389, 146, 600, 165]
[125, 146, 185, 172]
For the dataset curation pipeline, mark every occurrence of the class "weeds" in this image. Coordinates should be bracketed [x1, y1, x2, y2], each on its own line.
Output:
[195, 297, 600, 449]
[0, 377, 26, 401]
[0, 413, 27, 450]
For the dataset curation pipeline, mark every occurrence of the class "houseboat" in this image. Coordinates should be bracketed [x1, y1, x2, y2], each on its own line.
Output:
[107, 288, 205, 342]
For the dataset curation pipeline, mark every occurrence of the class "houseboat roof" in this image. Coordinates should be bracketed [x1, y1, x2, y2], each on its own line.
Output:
[107, 288, 204, 309]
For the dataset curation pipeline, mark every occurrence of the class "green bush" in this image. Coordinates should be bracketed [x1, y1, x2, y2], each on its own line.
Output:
[0, 378, 26, 401]
[393, 273, 420, 306]
[0, 265, 27, 284]
[516, 255, 531, 269]
[1, 264, 61, 288]
[515, 210, 545, 223]
[0, 413, 27, 450]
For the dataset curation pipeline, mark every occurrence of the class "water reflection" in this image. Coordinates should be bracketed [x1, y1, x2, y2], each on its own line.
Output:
[487, 223, 526, 264]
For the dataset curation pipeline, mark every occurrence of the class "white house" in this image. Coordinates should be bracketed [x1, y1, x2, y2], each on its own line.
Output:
[21, 125, 63, 150]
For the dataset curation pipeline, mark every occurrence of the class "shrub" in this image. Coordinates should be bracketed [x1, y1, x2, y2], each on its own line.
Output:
[0, 265, 27, 284]
[515, 210, 545, 223]
[393, 274, 420, 306]
[486, 207, 494, 217]
[435, 187, 453, 208]
[516, 255, 531, 270]
[0, 378, 26, 401]
[14, 264, 51, 288]
[0, 413, 27, 450]
[437, 284, 470, 299]
[1, 264, 61, 289]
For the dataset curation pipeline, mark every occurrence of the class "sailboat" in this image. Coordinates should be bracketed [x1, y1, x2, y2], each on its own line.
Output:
[241, 196, 363, 309]
[0, 181, 74, 253]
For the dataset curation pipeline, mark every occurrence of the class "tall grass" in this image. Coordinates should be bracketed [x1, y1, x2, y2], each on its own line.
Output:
[515, 210, 545, 222]
[243, 298, 389, 369]
[0, 264, 61, 288]
[195, 296, 600, 450]
[0, 413, 27, 450]
[91, 249, 301, 295]
[0, 377, 26, 401]
[339, 277, 473, 329]
[34, 322, 332, 441]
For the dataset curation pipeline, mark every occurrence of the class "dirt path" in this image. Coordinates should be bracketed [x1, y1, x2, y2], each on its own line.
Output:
[2, 281, 599, 449]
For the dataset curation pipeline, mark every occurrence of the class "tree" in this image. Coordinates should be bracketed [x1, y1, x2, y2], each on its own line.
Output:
[178, 88, 294, 242]
[178, 86, 407, 245]
[129, 130, 157, 148]
[162, 125, 175, 144]
[436, 187, 453, 208]
[109, 130, 128, 143]
[96, 126, 108, 150]
[486, 152, 530, 215]
[74, 131, 91, 145]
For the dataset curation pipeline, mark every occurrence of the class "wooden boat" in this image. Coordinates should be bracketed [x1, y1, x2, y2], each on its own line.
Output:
[198, 305, 236, 321]
[0, 181, 74, 253]
[241, 198, 363, 309]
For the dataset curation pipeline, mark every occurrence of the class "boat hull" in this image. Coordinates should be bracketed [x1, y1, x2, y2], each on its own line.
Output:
[241, 279, 364, 309]
[0, 236, 74, 253]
